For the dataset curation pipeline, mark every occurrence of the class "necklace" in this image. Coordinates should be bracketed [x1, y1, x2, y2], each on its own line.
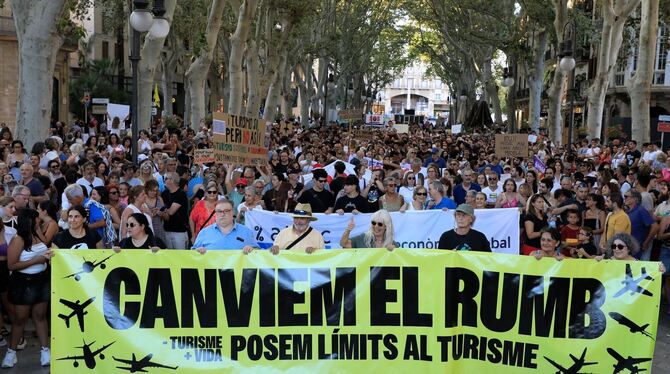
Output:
[131, 235, 148, 247]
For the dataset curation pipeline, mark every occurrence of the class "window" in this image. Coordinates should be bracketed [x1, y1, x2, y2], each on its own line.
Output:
[102, 41, 109, 60]
[654, 24, 668, 85]
[435, 93, 442, 100]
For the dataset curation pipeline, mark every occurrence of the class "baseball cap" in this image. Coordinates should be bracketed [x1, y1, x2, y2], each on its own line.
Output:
[455, 204, 475, 217]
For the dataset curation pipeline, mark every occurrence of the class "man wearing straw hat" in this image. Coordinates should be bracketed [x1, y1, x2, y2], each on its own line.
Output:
[270, 203, 324, 254]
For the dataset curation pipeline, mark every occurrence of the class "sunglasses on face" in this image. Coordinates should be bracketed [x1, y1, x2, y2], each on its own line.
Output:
[126, 222, 137, 228]
[109, 190, 119, 195]
[370, 221, 384, 227]
[611, 244, 627, 250]
[416, 192, 427, 196]
[207, 190, 218, 194]
[317, 179, 327, 183]
[236, 185, 245, 188]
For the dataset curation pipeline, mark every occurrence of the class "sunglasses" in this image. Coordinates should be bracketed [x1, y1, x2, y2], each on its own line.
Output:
[611, 244, 627, 250]
[207, 190, 218, 194]
[109, 190, 119, 195]
[236, 185, 245, 188]
[370, 221, 384, 227]
[317, 179, 328, 183]
[416, 192, 427, 196]
[126, 222, 137, 228]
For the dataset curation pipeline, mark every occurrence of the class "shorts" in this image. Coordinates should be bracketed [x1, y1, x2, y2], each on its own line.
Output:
[0, 261, 8, 293]
[660, 246, 670, 276]
[8, 270, 50, 305]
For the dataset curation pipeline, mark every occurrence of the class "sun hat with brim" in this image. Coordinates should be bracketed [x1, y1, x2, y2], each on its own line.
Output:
[455, 203, 475, 217]
[291, 203, 317, 221]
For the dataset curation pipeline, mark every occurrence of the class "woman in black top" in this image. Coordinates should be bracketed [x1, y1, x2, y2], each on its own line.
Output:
[52, 206, 102, 250]
[522, 194, 548, 255]
[115, 213, 165, 252]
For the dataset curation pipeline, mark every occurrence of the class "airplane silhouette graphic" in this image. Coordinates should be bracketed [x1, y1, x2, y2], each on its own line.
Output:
[113, 353, 179, 372]
[57, 340, 115, 369]
[613, 264, 654, 298]
[609, 312, 654, 339]
[607, 348, 652, 374]
[63, 254, 114, 281]
[543, 347, 597, 374]
[58, 297, 95, 332]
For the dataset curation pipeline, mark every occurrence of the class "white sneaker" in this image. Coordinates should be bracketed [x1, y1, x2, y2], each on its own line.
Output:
[1, 349, 16, 368]
[40, 347, 50, 367]
[16, 337, 26, 350]
[0, 336, 6, 347]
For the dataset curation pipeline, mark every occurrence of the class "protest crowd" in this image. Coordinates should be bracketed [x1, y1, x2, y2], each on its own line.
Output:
[0, 114, 668, 368]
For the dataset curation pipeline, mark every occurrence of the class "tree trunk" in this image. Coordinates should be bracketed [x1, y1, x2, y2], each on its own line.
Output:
[138, 0, 177, 131]
[483, 56, 503, 125]
[529, 31, 548, 132]
[245, 40, 261, 117]
[585, 0, 641, 138]
[208, 63, 224, 112]
[625, 0, 658, 143]
[185, 0, 226, 127]
[227, 0, 258, 115]
[546, 0, 568, 145]
[10, 0, 67, 145]
[263, 50, 289, 122]
[505, 53, 517, 132]
[161, 56, 173, 116]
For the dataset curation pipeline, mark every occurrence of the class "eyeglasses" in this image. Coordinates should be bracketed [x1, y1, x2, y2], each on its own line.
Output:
[370, 221, 384, 227]
[50, 165, 60, 169]
[207, 190, 218, 194]
[611, 244, 627, 250]
[109, 190, 119, 195]
[416, 192, 427, 196]
[126, 222, 137, 228]
[215, 209, 233, 214]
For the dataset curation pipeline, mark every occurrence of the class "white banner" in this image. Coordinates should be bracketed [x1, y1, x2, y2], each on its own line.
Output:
[245, 208, 520, 254]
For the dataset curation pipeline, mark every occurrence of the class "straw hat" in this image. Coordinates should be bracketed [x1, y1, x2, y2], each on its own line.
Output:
[291, 203, 317, 221]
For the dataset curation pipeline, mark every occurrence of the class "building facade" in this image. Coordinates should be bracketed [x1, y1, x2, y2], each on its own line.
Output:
[379, 62, 451, 118]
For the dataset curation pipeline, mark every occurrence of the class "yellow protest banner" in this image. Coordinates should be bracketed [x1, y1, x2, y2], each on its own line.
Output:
[212, 112, 271, 166]
[51, 249, 660, 373]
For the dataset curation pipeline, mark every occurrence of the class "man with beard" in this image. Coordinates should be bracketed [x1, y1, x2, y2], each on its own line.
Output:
[270, 203, 324, 254]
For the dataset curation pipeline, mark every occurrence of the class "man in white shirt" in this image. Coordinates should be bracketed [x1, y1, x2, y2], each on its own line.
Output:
[641, 141, 661, 165]
[481, 173, 502, 207]
[76, 161, 104, 195]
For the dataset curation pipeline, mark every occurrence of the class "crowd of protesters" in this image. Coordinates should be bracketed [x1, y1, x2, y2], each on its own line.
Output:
[0, 114, 668, 367]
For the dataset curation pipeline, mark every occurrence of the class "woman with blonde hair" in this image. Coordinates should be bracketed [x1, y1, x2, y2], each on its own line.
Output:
[340, 210, 397, 251]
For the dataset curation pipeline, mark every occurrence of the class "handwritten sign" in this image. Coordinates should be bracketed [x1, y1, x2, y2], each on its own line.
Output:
[339, 109, 363, 121]
[193, 149, 216, 164]
[495, 134, 528, 158]
[394, 124, 409, 133]
[212, 112, 270, 166]
[365, 114, 383, 125]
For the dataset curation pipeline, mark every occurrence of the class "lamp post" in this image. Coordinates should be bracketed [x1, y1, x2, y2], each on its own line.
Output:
[129, 0, 169, 165]
[558, 19, 577, 152]
[324, 73, 334, 124]
[501, 67, 515, 88]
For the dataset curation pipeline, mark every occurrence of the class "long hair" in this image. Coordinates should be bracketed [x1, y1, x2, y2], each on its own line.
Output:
[16, 208, 39, 250]
[605, 233, 640, 258]
[363, 210, 395, 247]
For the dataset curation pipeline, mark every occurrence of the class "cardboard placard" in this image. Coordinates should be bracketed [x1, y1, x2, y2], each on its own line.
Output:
[339, 109, 363, 121]
[212, 112, 271, 166]
[495, 134, 529, 158]
[193, 149, 216, 164]
[365, 114, 383, 125]
[394, 124, 409, 133]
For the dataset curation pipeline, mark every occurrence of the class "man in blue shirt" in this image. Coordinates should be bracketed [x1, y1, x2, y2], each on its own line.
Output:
[192, 200, 258, 253]
[452, 168, 480, 205]
[428, 181, 457, 210]
[422, 148, 447, 168]
[625, 190, 654, 260]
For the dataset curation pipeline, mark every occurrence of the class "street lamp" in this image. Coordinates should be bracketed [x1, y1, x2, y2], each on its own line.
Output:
[558, 18, 577, 150]
[501, 67, 515, 88]
[324, 73, 335, 124]
[129, 0, 169, 164]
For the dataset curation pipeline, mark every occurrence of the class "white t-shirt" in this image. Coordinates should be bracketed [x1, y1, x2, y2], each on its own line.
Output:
[77, 177, 105, 195]
[481, 184, 503, 204]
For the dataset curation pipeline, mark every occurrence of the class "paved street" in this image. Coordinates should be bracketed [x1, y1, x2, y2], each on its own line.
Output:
[2, 310, 669, 373]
